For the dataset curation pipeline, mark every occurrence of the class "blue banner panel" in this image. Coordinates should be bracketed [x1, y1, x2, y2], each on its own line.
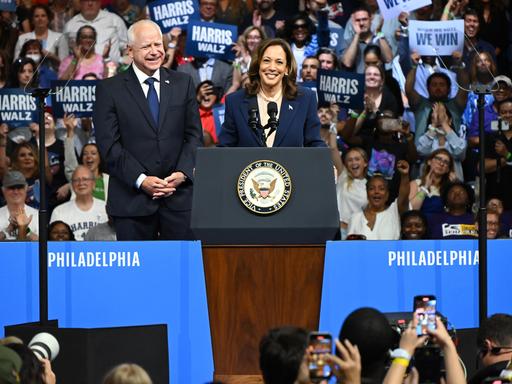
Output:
[0, 241, 213, 384]
[320, 240, 483, 337]
[0, 88, 37, 125]
[148, 0, 199, 33]
[0, 0, 16, 12]
[51, 80, 97, 118]
[185, 21, 237, 61]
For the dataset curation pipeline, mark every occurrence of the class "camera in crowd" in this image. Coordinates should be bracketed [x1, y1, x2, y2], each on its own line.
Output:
[28, 332, 60, 361]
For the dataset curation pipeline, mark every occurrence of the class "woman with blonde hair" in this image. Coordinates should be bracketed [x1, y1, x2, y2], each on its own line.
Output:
[103, 363, 152, 384]
[336, 147, 369, 238]
[226, 25, 267, 95]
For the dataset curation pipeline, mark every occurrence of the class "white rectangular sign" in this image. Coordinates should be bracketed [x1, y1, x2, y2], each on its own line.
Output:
[377, 0, 431, 19]
[409, 20, 464, 56]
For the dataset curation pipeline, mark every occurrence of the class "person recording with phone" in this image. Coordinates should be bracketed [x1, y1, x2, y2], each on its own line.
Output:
[383, 314, 466, 384]
[218, 38, 325, 148]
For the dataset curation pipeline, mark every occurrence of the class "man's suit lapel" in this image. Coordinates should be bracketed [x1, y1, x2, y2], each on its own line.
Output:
[124, 66, 158, 132]
[158, 68, 174, 130]
[274, 98, 298, 147]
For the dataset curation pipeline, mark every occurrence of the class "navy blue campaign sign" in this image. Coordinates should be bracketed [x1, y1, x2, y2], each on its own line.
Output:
[185, 21, 237, 61]
[320, 239, 512, 336]
[0, 88, 37, 124]
[0, 0, 16, 11]
[329, 28, 345, 56]
[317, 69, 364, 110]
[51, 80, 96, 118]
[148, 0, 199, 33]
[0, 241, 213, 384]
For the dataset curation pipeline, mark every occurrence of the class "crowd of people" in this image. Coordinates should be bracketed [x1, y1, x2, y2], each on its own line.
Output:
[1, 0, 512, 240]
[2, 308, 512, 384]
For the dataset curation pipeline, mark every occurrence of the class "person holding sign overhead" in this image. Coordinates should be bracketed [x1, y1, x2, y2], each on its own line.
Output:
[218, 38, 325, 148]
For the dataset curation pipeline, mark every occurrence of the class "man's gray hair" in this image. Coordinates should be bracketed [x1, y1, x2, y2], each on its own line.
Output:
[127, 20, 163, 46]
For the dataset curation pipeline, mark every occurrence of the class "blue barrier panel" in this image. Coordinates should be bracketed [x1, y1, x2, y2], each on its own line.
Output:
[0, 241, 213, 384]
[320, 240, 512, 336]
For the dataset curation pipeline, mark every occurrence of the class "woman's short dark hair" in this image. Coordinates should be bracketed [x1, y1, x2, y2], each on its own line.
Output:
[79, 143, 106, 174]
[400, 210, 429, 239]
[9, 57, 38, 88]
[363, 44, 382, 61]
[316, 47, 339, 68]
[20, 39, 43, 58]
[441, 181, 475, 212]
[77, 25, 97, 43]
[30, 4, 54, 24]
[245, 38, 298, 100]
[49, 220, 76, 240]
[282, 13, 316, 44]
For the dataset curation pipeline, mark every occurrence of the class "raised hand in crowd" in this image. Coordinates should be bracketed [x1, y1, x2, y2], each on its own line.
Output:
[395, 12, 409, 40]
[9, 209, 37, 240]
[102, 39, 111, 60]
[252, 9, 262, 27]
[325, 339, 361, 384]
[63, 113, 78, 138]
[410, 51, 421, 67]
[363, 93, 377, 115]
[383, 317, 427, 384]
[163, 27, 181, 68]
[428, 317, 466, 384]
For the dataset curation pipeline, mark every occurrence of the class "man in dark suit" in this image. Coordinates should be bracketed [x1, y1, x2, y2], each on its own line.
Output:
[93, 20, 202, 240]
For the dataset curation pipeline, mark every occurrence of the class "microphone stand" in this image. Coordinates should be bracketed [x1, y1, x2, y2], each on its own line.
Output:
[475, 84, 491, 324]
[31, 87, 51, 325]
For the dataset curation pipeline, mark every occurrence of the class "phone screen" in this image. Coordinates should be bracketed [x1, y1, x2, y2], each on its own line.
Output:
[414, 295, 437, 335]
[308, 333, 332, 380]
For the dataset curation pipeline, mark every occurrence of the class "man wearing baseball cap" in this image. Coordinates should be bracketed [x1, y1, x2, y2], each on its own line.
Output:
[0, 171, 39, 241]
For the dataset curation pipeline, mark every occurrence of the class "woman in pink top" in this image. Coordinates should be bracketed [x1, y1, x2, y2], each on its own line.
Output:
[59, 25, 105, 80]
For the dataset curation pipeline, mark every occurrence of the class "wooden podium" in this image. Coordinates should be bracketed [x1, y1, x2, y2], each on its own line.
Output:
[203, 245, 325, 383]
[192, 148, 339, 382]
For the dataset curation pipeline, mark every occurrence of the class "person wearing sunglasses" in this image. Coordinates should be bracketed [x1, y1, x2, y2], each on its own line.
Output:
[469, 314, 512, 384]
[281, 13, 318, 82]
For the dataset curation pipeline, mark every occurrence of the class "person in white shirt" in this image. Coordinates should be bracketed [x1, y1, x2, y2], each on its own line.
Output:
[50, 165, 107, 240]
[347, 160, 410, 240]
[62, 0, 128, 63]
[0, 171, 39, 241]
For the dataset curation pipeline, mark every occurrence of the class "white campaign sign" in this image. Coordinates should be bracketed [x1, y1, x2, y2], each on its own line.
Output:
[376, 0, 431, 19]
[409, 20, 464, 56]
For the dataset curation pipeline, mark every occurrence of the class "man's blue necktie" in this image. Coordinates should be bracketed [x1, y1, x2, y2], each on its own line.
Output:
[144, 77, 159, 124]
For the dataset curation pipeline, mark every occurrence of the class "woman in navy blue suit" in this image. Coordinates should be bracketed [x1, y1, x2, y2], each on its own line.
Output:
[218, 38, 325, 147]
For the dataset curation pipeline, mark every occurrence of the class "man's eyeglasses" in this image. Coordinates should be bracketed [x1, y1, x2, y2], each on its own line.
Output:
[478, 346, 512, 357]
[433, 156, 450, 166]
[293, 23, 307, 30]
[71, 177, 95, 184]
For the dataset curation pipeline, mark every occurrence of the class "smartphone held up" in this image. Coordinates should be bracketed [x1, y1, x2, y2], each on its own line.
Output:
[414, 295, 437, 336]
[308, 332, 332, 381]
